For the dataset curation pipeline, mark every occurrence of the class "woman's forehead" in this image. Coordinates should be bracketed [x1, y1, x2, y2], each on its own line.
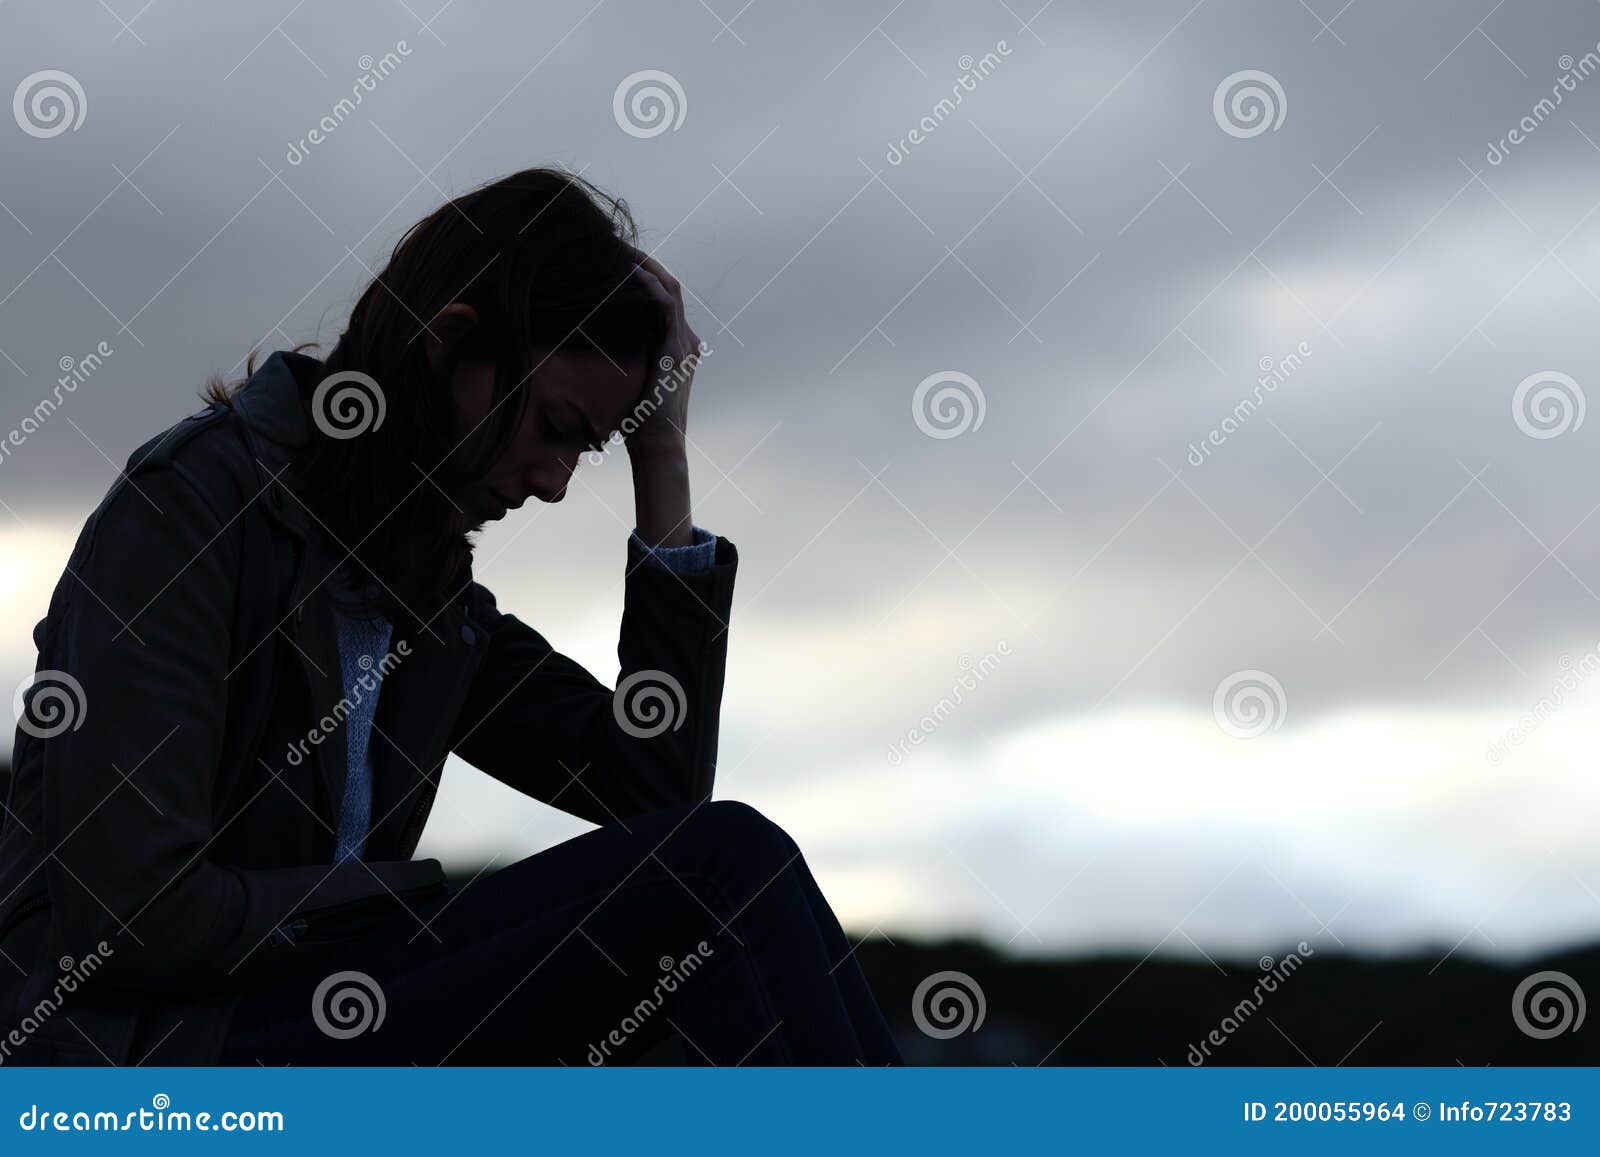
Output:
[521, 352, 644, 440]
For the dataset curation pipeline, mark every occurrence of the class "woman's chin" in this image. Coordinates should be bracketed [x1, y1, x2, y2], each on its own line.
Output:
[451, 490, 507, 527]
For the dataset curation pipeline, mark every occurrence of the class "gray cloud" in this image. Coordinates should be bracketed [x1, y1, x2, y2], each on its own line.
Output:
[4, 0, 1600, 955]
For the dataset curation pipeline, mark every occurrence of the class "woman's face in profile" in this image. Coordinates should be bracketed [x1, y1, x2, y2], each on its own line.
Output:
[448, 348, 647, 526]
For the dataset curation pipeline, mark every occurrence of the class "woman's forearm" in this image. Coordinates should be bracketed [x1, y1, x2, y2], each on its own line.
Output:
[629, 441, 695, 548]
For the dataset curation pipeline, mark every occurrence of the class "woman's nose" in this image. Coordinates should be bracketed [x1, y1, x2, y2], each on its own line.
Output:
[528, 457, 577, 502]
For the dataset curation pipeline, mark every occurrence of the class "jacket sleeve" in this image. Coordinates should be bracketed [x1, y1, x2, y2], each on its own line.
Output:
[450, 534, 738, 825]
[35, 460, 443, 993]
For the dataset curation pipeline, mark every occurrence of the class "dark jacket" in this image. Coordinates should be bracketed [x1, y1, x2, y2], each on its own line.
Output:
[0, 351, 737, 1064]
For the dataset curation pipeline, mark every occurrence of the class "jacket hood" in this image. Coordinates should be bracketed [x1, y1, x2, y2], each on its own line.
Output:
[230, 349, 322, 451]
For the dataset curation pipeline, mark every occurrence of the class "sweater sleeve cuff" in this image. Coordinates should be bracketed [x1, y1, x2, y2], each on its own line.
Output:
[630, 525, 718, 575]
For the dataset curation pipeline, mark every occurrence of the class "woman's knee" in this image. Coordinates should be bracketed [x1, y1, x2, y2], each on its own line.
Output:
[679, 799, 800, 870]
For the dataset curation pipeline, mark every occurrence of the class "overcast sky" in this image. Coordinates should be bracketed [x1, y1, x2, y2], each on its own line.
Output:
[4, 0, 1600, 964]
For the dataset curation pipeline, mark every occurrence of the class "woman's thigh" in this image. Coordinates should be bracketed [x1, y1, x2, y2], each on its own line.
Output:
[219, 801, 801, 1066]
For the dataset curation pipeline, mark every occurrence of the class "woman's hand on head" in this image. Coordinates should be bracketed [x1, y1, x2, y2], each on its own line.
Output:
[625, 247, 701, 462]
[623, 248, 702, 547]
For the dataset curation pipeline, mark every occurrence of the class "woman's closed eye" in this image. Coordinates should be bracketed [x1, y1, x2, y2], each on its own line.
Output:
[539, 407, 605, 453]
[537, 411, 583, 445]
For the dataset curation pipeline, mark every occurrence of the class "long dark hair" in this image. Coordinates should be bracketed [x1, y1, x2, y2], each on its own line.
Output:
[207, 167, 667, 620]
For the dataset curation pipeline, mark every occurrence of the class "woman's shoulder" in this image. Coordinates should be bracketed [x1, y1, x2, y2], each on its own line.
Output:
[105, 401, 263, 525]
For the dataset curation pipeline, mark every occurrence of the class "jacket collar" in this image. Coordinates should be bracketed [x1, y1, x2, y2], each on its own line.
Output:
[229, 352, 349, 820]
[230, 350, 321, 538]
[232, 349, 318, 450]
[226, 352, 491, 827]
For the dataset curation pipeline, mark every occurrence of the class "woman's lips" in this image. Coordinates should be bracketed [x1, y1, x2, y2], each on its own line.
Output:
[466, 488, 507, 521]
[468, 486, 542, 519]
[488, 488, 528, 515]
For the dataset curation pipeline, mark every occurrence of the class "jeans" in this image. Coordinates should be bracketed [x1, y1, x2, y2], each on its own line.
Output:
[218, 801, 903, 1065]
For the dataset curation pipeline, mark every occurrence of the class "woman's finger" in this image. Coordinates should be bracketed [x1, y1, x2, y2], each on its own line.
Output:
[631, 263, 670, 305]
[629, 250, 693, 366]
[630, 246, 681, 294]
[632, 263, 682, 326]
[632, 266, 680, 336]
[630, 250, 687, 332]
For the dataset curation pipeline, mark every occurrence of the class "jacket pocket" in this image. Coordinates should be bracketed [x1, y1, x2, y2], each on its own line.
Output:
[283, 877, 448, 945]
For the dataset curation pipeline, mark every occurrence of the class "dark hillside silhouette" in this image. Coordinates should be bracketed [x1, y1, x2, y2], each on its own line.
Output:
[851, 936, 1597, 1066]
[421, 863, 1591, 1066]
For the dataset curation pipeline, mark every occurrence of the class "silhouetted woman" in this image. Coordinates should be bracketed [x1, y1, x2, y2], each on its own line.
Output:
[0, 168, 901, 1065]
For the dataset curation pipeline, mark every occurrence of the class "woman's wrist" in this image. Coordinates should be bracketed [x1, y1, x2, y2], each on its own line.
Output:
[629, 442, 694, 547]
